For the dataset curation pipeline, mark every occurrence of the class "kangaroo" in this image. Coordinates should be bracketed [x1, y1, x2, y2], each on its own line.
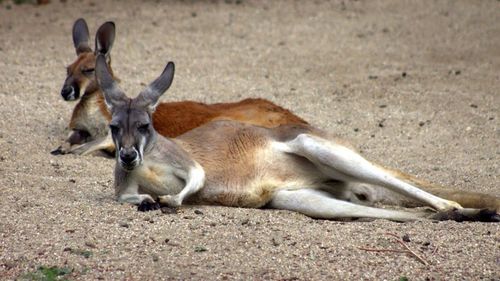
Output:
[95, 54, 499, 222]
[52, 18, 307, 156]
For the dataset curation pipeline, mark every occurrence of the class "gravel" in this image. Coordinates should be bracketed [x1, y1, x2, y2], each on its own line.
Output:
[0, 0, 499, 280]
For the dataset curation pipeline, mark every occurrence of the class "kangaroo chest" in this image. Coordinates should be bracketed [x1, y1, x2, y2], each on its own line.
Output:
[69, 93, 110, 138]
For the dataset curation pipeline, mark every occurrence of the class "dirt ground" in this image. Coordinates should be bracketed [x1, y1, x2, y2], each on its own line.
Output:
[0, 0, 499, 280]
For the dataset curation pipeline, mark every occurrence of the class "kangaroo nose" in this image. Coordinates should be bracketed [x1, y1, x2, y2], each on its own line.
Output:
[61, 86, 76, 101]
[119, 149, 138, 164]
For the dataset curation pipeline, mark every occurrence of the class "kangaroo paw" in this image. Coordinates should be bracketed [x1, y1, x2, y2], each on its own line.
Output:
[137, 201, 161, 212]
[431, 208, 499, 222]
[51, 146, 63, 155]
[51, 142, 73, 155]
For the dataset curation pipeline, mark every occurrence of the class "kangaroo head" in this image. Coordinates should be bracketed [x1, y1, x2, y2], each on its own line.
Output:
[61, 19, 115, 101]
[95, 54, 175, 171]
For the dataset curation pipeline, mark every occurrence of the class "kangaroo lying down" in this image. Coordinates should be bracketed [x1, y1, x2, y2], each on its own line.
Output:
[94, 54, 499, 222]
[53, 18, 307, 156]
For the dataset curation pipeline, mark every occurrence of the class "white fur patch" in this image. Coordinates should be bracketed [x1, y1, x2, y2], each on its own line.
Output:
[160, 163, 206, 207]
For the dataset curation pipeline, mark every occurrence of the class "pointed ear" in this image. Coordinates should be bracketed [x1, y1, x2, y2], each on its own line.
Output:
[134, 62, 175, 112]
[95, 54, 127, 112]
[95, 21, 115, 59]
[72, 18, 92, 55]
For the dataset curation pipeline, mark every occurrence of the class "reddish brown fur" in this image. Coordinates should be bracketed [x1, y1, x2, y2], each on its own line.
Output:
[62, 19, 307, 151]
[66, 51, 307, 141]
[152, 98, 308, 138]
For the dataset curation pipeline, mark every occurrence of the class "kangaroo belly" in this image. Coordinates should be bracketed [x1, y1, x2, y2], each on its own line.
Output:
[188, 141, 326, 208]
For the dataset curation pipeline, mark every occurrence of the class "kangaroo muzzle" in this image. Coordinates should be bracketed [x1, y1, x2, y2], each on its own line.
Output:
[118, 147, 139, 170]
[61, 82, 80, 101]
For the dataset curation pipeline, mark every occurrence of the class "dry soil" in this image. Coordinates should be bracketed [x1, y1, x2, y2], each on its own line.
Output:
[0, 0, 499, 280]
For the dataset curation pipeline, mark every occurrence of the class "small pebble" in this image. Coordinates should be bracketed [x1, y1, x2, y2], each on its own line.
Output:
[161, 207, 178, 214]
[402, 234, 411, 242]
[378, 119, 386, 128]
[194, 246, 207, 252]
[152, 254, 159, 262]
[194, 209, 204, 215]
[271, 236, 281, 246]
[119, 221, 129, 228]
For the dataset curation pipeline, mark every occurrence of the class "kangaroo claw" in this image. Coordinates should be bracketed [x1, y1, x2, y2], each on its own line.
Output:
[431, 208, 499, 222]
[137, 201, 161, 212]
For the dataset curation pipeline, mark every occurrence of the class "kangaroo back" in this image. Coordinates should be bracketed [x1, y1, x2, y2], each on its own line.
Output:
[152, 98, 307, 138]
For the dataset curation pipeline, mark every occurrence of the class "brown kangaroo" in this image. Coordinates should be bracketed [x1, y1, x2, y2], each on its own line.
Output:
[52, 18, 307, 156]
[95, 54, 500, 221]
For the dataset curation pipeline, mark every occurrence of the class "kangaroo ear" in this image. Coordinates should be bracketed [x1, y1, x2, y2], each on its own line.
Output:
[95, 21, 115, 59]
[134, 62, 175, 113]
[95, 54, 127, 112]
[72, 18, 92, 55]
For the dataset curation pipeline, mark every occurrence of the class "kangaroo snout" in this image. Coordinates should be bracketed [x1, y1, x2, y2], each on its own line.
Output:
[119, 147, 139, 170]
[61, 84, 79, 101]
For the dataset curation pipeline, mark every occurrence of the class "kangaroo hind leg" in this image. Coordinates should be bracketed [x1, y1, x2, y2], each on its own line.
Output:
[51, 130, 91, 155]
[269, 189, 426, 222]
[270, 189, 500, 222]
[284, 134, 461, 212]
[69, 133, 115, 156]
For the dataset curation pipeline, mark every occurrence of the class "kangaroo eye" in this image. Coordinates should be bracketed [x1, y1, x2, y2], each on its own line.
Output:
[138, 124, 150, 134]
[82, 68, 95, 75]
[109, 124, 120, 135]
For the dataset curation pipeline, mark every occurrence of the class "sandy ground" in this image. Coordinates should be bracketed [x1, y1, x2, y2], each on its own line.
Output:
[0, 0, 499, 280]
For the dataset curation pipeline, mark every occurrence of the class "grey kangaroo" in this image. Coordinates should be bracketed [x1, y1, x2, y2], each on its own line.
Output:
[95, 54, 499, 222]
